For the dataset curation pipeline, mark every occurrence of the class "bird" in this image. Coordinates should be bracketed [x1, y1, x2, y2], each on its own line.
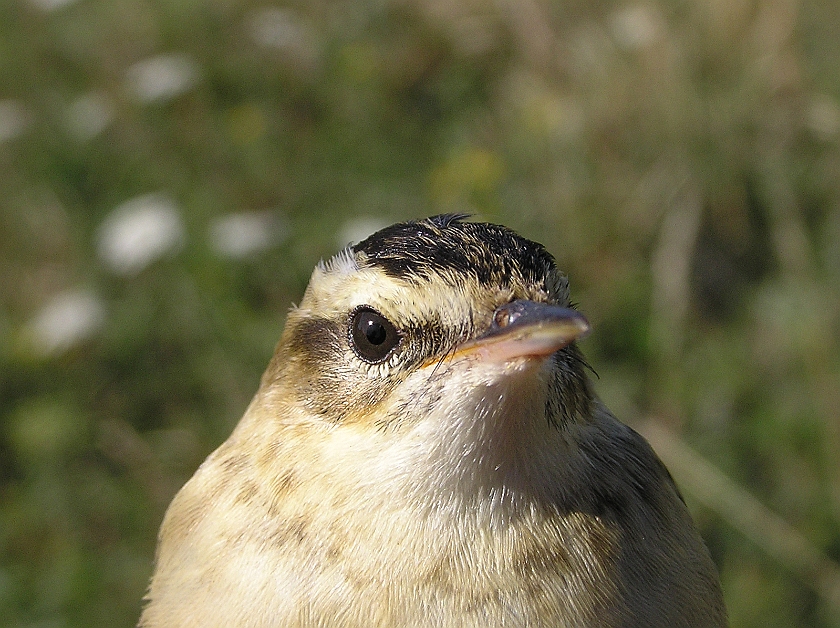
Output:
[139, 214, 727, 627]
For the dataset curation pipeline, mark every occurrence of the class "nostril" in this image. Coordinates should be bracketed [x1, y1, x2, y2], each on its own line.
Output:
[493, 301, 527, 329]
[494, 308, 511, 328]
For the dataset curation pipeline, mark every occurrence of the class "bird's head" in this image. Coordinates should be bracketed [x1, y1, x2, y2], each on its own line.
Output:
[256, 215, 594, 503]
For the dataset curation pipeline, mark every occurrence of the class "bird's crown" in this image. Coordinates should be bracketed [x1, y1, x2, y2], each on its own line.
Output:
[352, 214, 570, 303]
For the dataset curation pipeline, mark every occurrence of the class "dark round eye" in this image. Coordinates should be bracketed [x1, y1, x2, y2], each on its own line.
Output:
[350, 307, 400, 363]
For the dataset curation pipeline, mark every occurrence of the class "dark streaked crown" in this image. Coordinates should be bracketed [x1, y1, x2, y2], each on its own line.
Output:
[354, 215, 567, 303]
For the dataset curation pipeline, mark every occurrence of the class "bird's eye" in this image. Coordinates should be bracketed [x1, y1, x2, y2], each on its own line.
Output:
[350, 307, 400, 363]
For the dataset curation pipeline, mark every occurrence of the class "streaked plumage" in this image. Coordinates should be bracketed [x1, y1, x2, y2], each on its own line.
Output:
[140, 215, 727, 627]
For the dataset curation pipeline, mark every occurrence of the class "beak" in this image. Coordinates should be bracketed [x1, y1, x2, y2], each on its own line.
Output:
[451, 300, 590, 363]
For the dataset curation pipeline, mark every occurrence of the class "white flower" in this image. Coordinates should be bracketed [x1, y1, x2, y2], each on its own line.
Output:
[209, 211, 288, 259]
[66, 93, 114, 141]
[27, 0, 78, 11]
[610, 6, 661, 51]
[98, 194, 184, 275]
[28, 290, 105, 356]
[806, 94, 840, 140]
[0, 100, 32, 143]
[337, 216, 390, 248]
[126, 54, 199, 104]
[246, 8, 319, 72]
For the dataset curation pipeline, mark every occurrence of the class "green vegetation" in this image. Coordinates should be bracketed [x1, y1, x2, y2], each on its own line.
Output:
[1, 0, 839, 626]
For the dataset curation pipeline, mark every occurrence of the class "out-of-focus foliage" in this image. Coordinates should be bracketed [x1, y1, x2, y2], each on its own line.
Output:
[1, 0, 839, 626]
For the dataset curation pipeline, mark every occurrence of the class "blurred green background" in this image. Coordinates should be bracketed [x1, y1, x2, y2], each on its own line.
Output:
[1, 0, 839, 626]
